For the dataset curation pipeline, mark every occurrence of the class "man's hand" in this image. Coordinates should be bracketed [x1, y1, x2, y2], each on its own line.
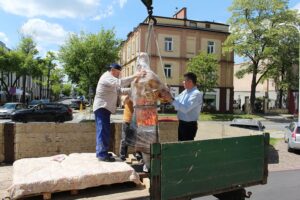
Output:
[159, 89, 173, 103]
[135, 69, 146, 79]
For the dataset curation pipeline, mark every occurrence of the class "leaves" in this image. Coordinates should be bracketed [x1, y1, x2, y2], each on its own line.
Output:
[224, 0, 299, 112]
[59, 28, 121, 96]
[186, 52, 219, 95]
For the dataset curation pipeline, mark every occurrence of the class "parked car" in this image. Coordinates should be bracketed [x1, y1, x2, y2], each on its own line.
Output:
[284, 122, 300, 152]
[11, 103, 73, 123]
[0, 103, 26, 119]
[28, 99, 48, 108]
[230, 118, 265, 131]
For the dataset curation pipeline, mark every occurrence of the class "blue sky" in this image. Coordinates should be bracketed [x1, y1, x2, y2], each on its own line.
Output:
[0, 0, 299, 62]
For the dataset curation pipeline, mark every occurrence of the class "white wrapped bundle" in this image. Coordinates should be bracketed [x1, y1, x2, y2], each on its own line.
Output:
[8, 153, 140, 199]
[131, 52, 170, 107]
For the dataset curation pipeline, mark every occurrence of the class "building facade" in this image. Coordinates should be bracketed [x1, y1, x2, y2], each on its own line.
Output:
[120, 8, 234, 113]
[234, 63, 277, 110]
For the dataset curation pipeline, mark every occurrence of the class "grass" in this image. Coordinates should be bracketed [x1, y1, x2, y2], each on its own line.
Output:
[269, 138, 283, 146]
[199, 112, 262, 121]
[158, 112, 262, 121]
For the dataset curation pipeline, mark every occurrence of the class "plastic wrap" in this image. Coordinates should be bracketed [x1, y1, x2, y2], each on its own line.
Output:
[128, 52, 171, 153]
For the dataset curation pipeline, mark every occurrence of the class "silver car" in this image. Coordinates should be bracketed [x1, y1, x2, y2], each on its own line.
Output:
[230, 118, 265, 131]
[284, 122, 300, 152]
[0, 102, 26, 119]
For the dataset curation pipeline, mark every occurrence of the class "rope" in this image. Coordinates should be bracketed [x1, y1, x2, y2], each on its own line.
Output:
[145, 18, 167, 85]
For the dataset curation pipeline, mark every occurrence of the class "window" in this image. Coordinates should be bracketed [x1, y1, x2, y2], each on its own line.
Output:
[190, 22, 197, 27]
[207, 41, 215, 54]
[127, 46, 130, 59]
[164, 37, 173, 51]
[164, 64, 172, 78]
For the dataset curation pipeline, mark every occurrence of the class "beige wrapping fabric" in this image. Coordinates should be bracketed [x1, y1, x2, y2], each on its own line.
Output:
[8, 153, 140, 199]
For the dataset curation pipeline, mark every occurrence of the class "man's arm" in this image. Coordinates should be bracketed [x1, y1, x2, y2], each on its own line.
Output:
[172, 93, 202, 114]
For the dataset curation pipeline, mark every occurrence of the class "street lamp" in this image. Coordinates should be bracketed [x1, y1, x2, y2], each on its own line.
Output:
[279, 23, 300, 122]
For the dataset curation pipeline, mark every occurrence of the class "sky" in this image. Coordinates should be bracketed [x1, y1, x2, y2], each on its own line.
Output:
[0, 0, 299, 63]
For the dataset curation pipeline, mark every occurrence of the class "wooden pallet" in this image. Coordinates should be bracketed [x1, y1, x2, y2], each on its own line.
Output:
[15, 179, 150, 200]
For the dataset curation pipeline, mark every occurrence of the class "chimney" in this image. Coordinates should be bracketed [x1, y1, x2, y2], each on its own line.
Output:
[173, 7, 187, 19]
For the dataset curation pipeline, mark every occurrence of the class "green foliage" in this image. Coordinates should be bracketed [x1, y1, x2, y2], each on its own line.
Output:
[62, 83, 72, 97]
[49, 68, 65, 99]
[266, 23, 299, 91]
[17, 36, 42, 102]
[224, 0, 299, 112]
[59, 28, 121, 95]
[0, 36, 44, 102]
[186, 52, 219, 94]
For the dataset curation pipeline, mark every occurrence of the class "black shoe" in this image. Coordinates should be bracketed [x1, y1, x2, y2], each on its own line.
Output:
[108, 153, 113, 157]
[120, 156, 126, 161]
[134, 152, 142, 161]
[98, 157, 115, 162]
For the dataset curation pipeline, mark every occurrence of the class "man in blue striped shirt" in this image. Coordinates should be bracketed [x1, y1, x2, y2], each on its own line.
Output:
[171, 72, 203, 141]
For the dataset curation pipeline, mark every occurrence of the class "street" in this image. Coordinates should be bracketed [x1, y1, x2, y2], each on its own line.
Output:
[195, 169, 300, 200]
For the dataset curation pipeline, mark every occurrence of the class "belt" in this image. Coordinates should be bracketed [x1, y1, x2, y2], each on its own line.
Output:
[179, 120, 197, 124]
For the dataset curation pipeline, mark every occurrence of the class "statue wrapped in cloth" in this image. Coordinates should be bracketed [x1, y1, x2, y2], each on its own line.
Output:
[130, 52, 171, 172]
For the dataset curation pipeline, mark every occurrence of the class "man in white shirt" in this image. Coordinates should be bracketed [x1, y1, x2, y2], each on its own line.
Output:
[172, 72, 202, 141]
[163, 72, 202, 141]
[93, 63, 145, 162]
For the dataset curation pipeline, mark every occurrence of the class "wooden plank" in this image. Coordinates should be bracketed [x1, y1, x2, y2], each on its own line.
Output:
[150, 143, 161, 200]
[161, 135, 264, 158]
[42, 192, 51, 200]
[152, 135, 267, 200]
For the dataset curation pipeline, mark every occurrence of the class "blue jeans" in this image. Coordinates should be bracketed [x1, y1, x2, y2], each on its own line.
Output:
[94, 108, 111, 158]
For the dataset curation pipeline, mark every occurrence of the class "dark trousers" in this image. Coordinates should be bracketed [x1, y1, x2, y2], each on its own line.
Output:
[94, 108, 111, 158]
[178, 120, 198, 141]
[119, 122, 134, 158]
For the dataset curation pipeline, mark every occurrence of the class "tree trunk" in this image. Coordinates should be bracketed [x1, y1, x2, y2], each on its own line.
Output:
[47, 66, 50, 99]
[250, 66, 258, 114]
[22, 75, 26, 103]
[39, 76, 43, 99]
[279, 89, 283, 109]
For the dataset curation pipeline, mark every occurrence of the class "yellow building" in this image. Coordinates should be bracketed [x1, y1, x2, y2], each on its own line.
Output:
[120, 8, 234, 113]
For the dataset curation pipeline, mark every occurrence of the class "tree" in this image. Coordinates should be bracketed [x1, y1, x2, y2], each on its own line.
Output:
[62, 83, 72, 97]
[48, 68, 65, 100]
[17, 36, 41, 103]
[44, 51, 57, 99]
[0, 47, 22, 101]
[265, 25, 299, 108]
[59, 28, 121, 100]
[186, 52, 219, 98]
[224, 0, 299, 113]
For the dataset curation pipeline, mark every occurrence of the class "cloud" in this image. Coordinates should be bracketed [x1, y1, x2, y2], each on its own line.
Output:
[92, 5, 113, 20]
[118, 0, 127, 8]
[0, 32, 9, 43]
[293, 3, 300, 13]
[20, 18, 69, 45]
[0, 0, 128, 19]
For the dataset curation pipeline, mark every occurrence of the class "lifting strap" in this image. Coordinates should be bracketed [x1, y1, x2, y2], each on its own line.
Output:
[145, 18, 167, 85]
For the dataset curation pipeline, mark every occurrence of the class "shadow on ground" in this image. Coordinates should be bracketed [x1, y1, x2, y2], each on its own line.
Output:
[268, 145, 279, 164]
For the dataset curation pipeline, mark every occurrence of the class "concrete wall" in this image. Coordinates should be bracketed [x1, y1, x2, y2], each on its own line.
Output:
[14, 123, 97, 160]
[0, 124, 3, 162]
[0, 121, 178, 162]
